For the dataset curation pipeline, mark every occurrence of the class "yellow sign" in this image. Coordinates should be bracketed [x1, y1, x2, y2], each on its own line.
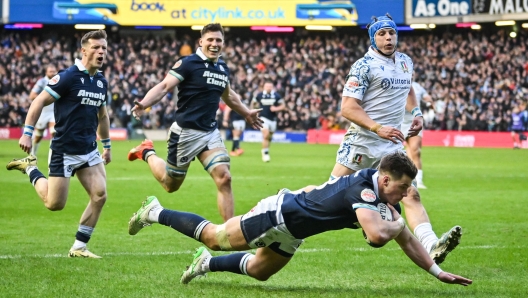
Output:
[77, 0, 358, 26]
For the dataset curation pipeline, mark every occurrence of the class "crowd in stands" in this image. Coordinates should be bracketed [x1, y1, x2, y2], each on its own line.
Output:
[1, 28, 527, 133]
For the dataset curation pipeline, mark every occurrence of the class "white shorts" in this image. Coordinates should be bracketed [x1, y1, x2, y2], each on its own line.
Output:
[336, 125, 404, 171]
[48, 148, 103, 178]
[35, 110, 56, 131]
[167, 122, 226, 169]
[232, 120, 246, 131]
[261, 117, 277, 133]
[401, 113, 423, 138]
[240, 194, 303, 257]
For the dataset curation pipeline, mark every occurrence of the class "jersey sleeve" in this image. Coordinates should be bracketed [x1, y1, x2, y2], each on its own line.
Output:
[344, 181, 379, 212]
[44, 72, 71, 100]
[342, 58, 371, 100]
[168, 57, 191, 81]
[31, 78, 47, 94]
[276, 93, 285, 105]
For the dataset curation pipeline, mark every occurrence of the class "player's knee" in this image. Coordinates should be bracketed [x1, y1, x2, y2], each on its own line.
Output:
[91, 191, 107, 207]
[164, 184, 181, 193]
[45, 201, 66, 211]
[215, 170, 232, 187]
[405, 186, 421, 202]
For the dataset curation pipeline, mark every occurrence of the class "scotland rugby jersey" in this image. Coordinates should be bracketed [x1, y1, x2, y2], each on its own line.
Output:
[44, 59, 108, 155]
[281, 169, 384, 239]
[342, 47, 414, 134]
[252, 91, 284, 121]
[32, 76, 54, 114]
[169, 48, 230, 131]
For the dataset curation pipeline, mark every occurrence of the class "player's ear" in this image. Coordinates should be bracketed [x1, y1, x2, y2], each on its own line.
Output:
[199, 38, 203, 47]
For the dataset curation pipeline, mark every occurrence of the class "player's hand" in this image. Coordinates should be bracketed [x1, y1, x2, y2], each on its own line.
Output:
[222, 119, 229, 128]
[19, 135, 32, 154]
[387, 204, 401, 221]
[407, 116, 424, 138]
[437, 271, 472, 286]
[246, 109, 264, 129]
[132, 100, 145, 120]
[376, 126, 404, 144]
[102, 148, 112, 165]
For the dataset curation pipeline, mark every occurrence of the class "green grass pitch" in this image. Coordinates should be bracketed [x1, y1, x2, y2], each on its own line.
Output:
[0, 140, 527, 297]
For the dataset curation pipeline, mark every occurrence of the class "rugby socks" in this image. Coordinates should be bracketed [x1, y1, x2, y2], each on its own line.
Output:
[414, 223, 438, 253]
[26, 167, 45, 186]
[143, 150, 156, 162]
[416, 170, 424, 185]
[72, 225, 94, 249]
[261, 149, 269, 155]
[158, 209, 210, 241]
[31, 140, 39, 156]
[232, 138, 240, 151]
[209, 253, 254, 275]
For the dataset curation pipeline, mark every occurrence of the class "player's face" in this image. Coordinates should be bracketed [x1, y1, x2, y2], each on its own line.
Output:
[380, 174, 413, 205]
[199, 31, 224, 61]
[375, 28, 397, 55]
[263, 82, 273, 92]
[45, 67, 56, 79]
[83, 38, 108, 70]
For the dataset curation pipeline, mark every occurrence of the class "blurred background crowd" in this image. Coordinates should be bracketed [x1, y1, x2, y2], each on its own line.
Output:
[1, 28, 527, 133]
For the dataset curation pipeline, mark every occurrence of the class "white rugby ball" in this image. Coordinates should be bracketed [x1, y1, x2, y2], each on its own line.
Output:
[377, 203, 393, 221]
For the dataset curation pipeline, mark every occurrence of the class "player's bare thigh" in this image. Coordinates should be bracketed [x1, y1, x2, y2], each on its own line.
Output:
[200, 215, 250, 250]
[331, 163, 355, 178]
[45, 176, 71, 210]
[198, 147, 231, 181]
[76, 163, 107, 198]
[247, 247, 291, 281]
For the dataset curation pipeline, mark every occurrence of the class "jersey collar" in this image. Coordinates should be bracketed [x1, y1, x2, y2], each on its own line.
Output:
[74, 59, 102, 75]
[367, 47, 396, 63]
[372, 171, 380, 198]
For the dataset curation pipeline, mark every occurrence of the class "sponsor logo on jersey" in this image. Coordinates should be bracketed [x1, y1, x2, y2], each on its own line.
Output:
[205, 63, 209, 68]
[203, 70, 228, 87]
[173, 60, 182, 68]
[80, 78, 84, 84]
[49, 74, 60, 85]
[360, 189, 376, 202]
[77, 90, 106, 107]
[380, 65, 384, 71]
[381, 78, 391, 90]
[97, 80, 103, 88]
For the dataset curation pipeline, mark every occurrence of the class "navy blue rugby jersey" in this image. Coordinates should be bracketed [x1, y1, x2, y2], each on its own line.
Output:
[252, 91, 284, 121]
[281, 169, 383, 239]
[44, 59, 108, 155]
[169, 48, 230, 131]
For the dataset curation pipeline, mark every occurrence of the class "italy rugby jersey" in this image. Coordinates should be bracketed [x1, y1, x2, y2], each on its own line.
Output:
[281, 169, 388, 239]
[32, 76, 54, 114]
[44, 59, 108, 155]
[169, 48, 230, 131]
[342, 47, 414, 135]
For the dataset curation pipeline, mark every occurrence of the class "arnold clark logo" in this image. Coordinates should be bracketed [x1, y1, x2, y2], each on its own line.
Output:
[413, 0, 471, 17]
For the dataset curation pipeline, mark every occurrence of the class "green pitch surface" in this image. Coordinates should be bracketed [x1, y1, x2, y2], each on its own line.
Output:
[1, 140, 527, 297]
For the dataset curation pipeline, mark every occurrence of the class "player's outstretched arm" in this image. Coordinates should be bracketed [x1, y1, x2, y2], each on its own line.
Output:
[394, 227, 472, 286]
[18, 91, 55, 154]
[405, 86, 424, 137]
[222, 84, 263, 129]
[132, 75, 180, 120]
[341, 96, 404, 143]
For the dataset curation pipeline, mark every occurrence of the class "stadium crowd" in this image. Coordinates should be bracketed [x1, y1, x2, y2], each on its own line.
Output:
[1, 28, 527, 133]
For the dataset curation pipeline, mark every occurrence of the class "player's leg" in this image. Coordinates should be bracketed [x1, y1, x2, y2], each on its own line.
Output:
[199, 148, 233, 221]
[401, 186, 462, 265]
[512, 131, 519, 148]
[73, 158, 107, 258]
[407, 135, 426, 188]
[230, 120, 245, 156]
[261, 128, 271, 162]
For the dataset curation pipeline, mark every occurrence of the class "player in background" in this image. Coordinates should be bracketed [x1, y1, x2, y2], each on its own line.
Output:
[510, 106, 526, 149]
[401, 80, 435, 188]
[6, 30, 111, 258]
[223, 101, 246, 157]
[251, 81, 286, 162]
[128, 151, 472, 287]
[128, 23, 262, 222]
[328, 14, 461, 265]
[28, 64, 57, 156]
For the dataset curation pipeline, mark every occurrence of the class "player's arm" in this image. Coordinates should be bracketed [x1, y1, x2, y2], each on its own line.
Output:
[405, 86, 424, 137]
[132, 73, 180, 120]
[222, 105, 232, 127]
[222, 84, 263, 129]
[394, 227, 472, 286]
[270, 100, 286, 112]
[18, 91, 55, 154]
[28, 80, 45, 101]
[341, 96, 404, 144]
[97, 104, 112, 164]
[355, 206, 406, 247]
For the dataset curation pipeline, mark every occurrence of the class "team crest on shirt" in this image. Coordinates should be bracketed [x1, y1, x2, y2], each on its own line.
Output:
[352, 153, 363, 164]
[49, 74, 60, 85]
[400, 61, 409, 73]
[173, 60, 182, 68]
[219, 65, 225, 71]
[360, 189, 376, 202]
[97, 80, 103, 88]
[346, 76, 359, 88]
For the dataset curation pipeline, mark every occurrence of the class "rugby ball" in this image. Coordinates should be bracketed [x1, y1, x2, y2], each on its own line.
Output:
[377, 203, 393, 222]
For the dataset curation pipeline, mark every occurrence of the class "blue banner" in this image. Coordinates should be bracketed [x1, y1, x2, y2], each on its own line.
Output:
[240, 130, 307, 143]
[412, 0, 471, 17]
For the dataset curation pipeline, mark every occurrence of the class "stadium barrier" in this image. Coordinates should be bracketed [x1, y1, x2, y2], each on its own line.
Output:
[240, 130, 307, 143]
[306, 129, 528, 148]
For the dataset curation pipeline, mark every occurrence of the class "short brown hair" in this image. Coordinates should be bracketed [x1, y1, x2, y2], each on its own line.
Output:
[201, 23, 224, 37]
[378, 151, 417, 180]
[81, 30, 107, 46]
